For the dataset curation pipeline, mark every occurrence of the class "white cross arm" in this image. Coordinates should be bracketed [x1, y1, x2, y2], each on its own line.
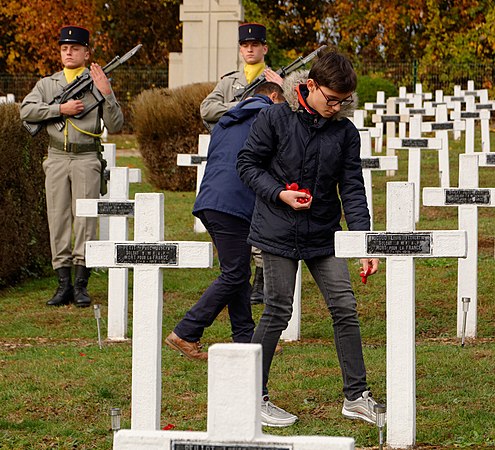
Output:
[85, 241, 213, 268]
[334, 230, 467, 258]
[361, 156, 398, 171]
[423, 188, 495, 206]
[177, 154, 208, 167]
[421, 121, 465, 132]
[128, 168, 142, 183]
[388, 137, 442, 150]
[479, 153, 495, 166]
[357, 127, 381, 138]
[76, 199, 135, 217]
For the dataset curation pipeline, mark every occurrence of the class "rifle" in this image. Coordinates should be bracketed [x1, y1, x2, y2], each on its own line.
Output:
[234, 45, 327, 101]
[23, 44, 143, 136]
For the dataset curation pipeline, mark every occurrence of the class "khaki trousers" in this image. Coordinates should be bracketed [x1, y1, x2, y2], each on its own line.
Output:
[43, 150, 100, 269]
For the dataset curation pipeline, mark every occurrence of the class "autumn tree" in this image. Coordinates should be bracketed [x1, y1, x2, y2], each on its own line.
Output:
[96, 0, 182, 66]
[0, 0, 106, 75]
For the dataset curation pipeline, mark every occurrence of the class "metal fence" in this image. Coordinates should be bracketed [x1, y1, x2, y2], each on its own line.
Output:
[2, 62, 493, 131]
[0, 67, 169, 133]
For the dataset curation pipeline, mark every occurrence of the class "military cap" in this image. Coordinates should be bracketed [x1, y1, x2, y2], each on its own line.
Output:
[239, 23, 266, 44]
[59, 26, 90, 47]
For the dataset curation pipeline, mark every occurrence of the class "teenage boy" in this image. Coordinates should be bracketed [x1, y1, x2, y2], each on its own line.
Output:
[237, 50, 382, 427]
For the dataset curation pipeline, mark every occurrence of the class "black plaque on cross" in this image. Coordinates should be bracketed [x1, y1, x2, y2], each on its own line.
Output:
[476, 104, 493, 110]
[402, 139, 428, 148]
[172, 442, 292, 450]
[382, 115, 400, 123]
[486, 154, 495, 165]
[115, 243, 178, 265]
[361, 158, 380, 169]
[191, 155, 208, 164]
[445, 189, 491, 205]
[461, 112, 480, 119]
[97, 201, 134, 216]
[366, 233, 432, 255]
[431, 123, 453, 131]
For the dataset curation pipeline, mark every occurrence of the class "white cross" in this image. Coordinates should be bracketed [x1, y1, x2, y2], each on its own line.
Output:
[421, 104, 466, 188]
[423, 154, 495, 338]
[335, 182, 467, 449]
[364, 90, 386, 153]
[388, 115, 443, 222]
[450, 97, 491, 153]
[352, 108, 382, 153]
[371, 102, 409, 176]
[85, 193, 213, 430]
[358, 129, 398, 229]
[77, 167, 136, 341]
[113, 343, 355, 450]
[176, 134, 210, 233]
[99, 143, 141, 240]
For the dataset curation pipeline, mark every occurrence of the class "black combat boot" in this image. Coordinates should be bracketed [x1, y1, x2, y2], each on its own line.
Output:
[74, 265, 92, 308]
[47, 267, 74, 306]
[250, 266, 264, 305]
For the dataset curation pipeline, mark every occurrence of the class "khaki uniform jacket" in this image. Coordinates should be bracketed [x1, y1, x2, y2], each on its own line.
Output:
[20, 68, 124, 269]
[20, 68, 124, 144]
[200, 70, 248, 129]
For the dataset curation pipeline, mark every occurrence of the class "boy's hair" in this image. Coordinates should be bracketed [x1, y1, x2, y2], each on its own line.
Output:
[253, 81, 284, 98]
[308, 50, 357, 93]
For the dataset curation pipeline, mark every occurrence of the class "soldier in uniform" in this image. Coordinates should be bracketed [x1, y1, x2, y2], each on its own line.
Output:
[200, 23, 283, 305]
[200, 23, 283, 130]
[20, 25, 124, 307]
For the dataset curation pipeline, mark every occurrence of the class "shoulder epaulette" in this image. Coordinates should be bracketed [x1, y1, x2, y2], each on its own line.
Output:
[221, 71, 238, 79]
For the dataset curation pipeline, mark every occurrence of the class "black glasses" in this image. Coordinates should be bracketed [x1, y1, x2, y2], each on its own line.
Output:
[315, 82, 353, 107]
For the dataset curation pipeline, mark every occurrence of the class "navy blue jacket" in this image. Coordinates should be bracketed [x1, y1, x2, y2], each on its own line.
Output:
[193, 94, 274, 222]
[236, 71, 370, 260]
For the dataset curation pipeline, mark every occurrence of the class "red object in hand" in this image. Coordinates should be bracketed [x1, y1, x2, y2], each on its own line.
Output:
[285, 182, 312, 204]
[360, 267, 372, 284]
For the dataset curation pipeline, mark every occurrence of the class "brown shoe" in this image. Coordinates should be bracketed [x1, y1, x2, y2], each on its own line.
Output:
[165, 331, 208, 361]
[275, 344, 283, 355]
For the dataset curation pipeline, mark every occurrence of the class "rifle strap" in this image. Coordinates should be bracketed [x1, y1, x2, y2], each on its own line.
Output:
[64, 118, 104, 151]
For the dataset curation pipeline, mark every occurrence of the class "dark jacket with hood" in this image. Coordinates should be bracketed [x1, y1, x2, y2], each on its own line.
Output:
[236, 70, 370, 260]
[193, 94, 274, 223]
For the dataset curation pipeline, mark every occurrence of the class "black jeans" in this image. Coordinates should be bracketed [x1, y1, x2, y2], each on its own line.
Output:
[252, 251, 369, 401]
[174, 210, 255, 343]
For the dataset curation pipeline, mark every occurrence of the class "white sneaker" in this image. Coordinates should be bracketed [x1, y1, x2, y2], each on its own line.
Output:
[260, 395, 298, 427]
[342, 390, 383, 425]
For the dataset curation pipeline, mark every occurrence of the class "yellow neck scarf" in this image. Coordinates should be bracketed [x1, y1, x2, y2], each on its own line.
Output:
[244, 62, 265, 84]
[63, 67, 86, 83]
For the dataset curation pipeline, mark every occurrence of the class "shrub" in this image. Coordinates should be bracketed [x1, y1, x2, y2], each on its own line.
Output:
[356, 75, 398, 106]
[0, 103, 51, 287]
[132, 82, 215, 191]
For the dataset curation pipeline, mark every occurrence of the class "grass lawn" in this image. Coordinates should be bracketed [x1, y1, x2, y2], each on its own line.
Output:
[0, 129, 494, 449]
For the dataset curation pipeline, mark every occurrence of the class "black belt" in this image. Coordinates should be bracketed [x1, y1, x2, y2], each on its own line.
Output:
[49, 140, 101, 153]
